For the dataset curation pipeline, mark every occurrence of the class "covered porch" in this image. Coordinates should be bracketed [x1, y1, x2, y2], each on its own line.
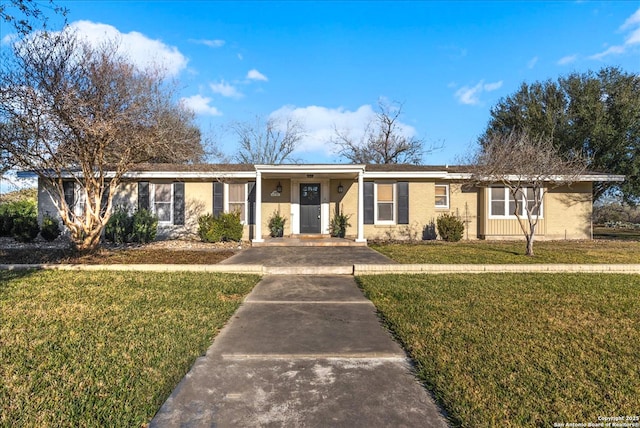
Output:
[252, 165, 367, 244]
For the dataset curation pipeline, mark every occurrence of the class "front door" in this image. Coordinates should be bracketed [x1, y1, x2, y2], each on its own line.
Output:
[300, 183, 321, 233]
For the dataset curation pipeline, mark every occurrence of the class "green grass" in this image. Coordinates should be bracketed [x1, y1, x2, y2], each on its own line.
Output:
[358, 274, 640, 427]
[594, 226, 640, 241]
[0, 270, 259, 427]
[371, 240, 640, 264]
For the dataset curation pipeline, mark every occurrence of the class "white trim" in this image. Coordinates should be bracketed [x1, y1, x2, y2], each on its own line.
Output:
[253, 171, 263, 243]
[356, 171, 366, 243]
[364, 171, 448, 179]
[435, 183, 449, 209]
[256, 164, 365, 175]
[44, 167, 624, 183]
[123, 171, 256, 179]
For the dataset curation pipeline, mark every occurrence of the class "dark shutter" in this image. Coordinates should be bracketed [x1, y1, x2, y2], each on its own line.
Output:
[63, 181, 75, 212]
[213, 182, 224, 217]
[173, 182, 185, 225]
[364, 181, 374, 225]
[397, 181, 409, 225]
[247, 181, 256, 225]
[138, 182, 149, 210]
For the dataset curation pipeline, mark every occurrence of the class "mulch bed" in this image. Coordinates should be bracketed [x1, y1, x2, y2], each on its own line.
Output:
[0, 238, 240, 264]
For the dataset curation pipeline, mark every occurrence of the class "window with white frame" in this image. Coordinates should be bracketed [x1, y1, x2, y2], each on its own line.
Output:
[375, 182, 395, 223]
[489, 186, 543, 217]
[227, 183, 246, 222]
[435, 184, 449, 208]
[153, 183, 172, 223]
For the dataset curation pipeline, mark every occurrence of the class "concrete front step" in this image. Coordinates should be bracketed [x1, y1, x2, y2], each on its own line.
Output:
[252, 237, 366, 247]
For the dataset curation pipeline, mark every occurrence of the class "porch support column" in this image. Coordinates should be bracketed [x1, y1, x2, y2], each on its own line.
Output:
[253, 170, 264, 243]
[356, 169, 366, 243]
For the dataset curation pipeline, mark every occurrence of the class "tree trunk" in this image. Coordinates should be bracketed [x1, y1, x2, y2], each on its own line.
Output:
[525, 234, 535, 256]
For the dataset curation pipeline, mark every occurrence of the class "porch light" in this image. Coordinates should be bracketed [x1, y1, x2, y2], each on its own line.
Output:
[276, 182, 283, 193]
[337, 182, 344, 193]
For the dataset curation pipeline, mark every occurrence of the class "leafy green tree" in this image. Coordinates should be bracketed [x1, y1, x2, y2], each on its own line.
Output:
[480, 67, 640, 202]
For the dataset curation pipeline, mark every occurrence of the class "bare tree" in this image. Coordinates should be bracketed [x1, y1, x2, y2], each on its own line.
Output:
[333, 100, 429, 164]
[1, 0, 68, 35]
[469, 131, 586, 256]
[232, 115, 304, 164]
[0, 30, 203, 251]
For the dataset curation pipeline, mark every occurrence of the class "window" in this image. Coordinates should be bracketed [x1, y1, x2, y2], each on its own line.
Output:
[376, 183, 395, 223]
[227, 183, 246, 222]
[489, 187, 543, 217]
[153, 183, 172, 223]
[435, 184, 449, 208]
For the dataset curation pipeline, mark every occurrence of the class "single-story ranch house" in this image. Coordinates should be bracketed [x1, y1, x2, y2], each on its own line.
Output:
[37, 164, 624, 243]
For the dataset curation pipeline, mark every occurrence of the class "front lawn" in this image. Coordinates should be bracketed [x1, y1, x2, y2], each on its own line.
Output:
[371, 240, 640, 264]
[0, 270, 259, 427]
[358, 274, 640, 427]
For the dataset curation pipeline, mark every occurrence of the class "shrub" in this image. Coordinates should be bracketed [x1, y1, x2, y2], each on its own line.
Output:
[437, 213, 464, 242]
[0, 200, 39, 242]
[0, 205, 13, 237]
[198, 212, 243, 242]
[104, 206, 133, 244]
[104, 206, 157, 244]
[268, 211, 286, 238]
[198, 214, 217, 243]
[40, 213, 62, 242]
[130, 209, 158, 244]
[329, 212, 351, 238]
[12, 213, 40, 243]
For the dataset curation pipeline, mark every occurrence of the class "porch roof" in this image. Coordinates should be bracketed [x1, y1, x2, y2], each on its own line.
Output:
[255, 164, 365, 179]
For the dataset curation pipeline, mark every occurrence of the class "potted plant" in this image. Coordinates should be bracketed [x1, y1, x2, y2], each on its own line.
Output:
[268, 211, 286, 238]
[329, 211, 351, 238]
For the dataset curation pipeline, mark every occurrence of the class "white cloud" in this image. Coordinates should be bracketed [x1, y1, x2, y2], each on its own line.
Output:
[68, 20, 188, 76]
[626, 27, 640, 45]
[454, 80, 503, 105]
[1, 33, 18, 45]
[180, 94, 222, 116]
[589, 7, 640, 59]
[190, 38, 225, 48]
[247, 69, 268, 81]
[527, 56, 539, 69]
[209, 80, 243, 98]
[269, 104, 417, 156]
[483, 81, 503, 91]
[557, 54, 578, 65]
[620, 8, 640, 30]
[590, 45, 625, 60]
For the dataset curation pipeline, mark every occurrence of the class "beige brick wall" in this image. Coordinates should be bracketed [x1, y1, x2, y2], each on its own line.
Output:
[545, 182, 592, 239]
[363, 180, 479, 241]
[480, 183, 593, 240]
[329, 179, 358, 238]
[261, 179, 291, 239]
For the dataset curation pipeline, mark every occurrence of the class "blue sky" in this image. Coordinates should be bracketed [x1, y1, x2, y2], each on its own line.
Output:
[2, 1, 640, 167]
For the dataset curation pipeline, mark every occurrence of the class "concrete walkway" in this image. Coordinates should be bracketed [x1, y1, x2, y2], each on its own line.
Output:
[150, 275, 449, 427]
